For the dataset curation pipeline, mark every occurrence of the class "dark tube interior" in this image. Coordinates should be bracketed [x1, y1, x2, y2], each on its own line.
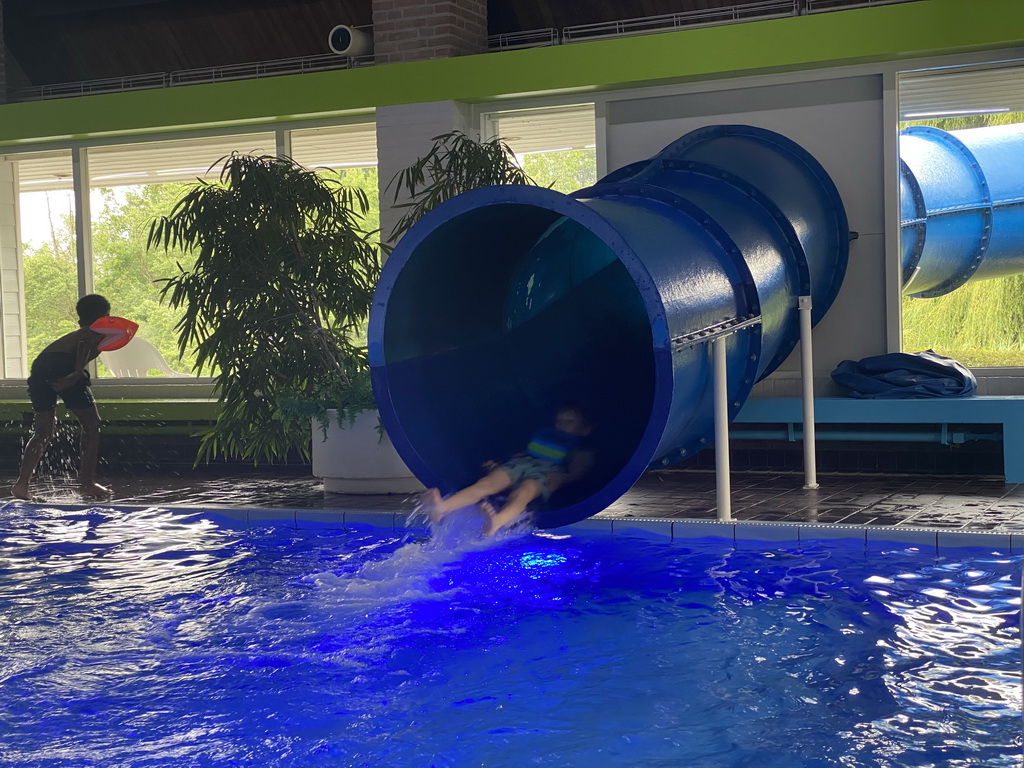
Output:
[382, 203, 656, 510]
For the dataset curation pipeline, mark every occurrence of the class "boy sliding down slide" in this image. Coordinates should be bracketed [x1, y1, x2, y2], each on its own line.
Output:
[421, 406, 594, 536]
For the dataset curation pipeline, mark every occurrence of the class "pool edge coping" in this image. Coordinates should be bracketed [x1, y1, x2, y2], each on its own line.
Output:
[6, 500, 1021, 553]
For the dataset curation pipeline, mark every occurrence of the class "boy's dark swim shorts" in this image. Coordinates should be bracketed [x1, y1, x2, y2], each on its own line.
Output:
[27, 352, 94, 412]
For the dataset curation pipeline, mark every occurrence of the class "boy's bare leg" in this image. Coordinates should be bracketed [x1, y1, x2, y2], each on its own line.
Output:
[11, 411, 56, 500]
[71, 405, 111, 499]
[482, 479, 543, 536]
[422, 469, 514, 521]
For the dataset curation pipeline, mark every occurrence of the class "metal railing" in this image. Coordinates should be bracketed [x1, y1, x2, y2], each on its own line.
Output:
[806, 0, 919, 10]
[12, 0, 926, 103]
[168, 52, 369, 87]
[13, 72, 169, 101]
[12, 52, 367, 102]
[562, 0, 797, 43]
[561, 0, 922, 43]
[487, 28, 560, 52]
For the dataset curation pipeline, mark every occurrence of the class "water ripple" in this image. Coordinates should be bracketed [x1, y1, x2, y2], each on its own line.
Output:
[0, 506, 1020, 767]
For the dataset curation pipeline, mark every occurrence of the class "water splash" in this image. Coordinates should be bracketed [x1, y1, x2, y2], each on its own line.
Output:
[18, 418, 89, 501]
[306, 503, 529, 608]
[40, 418, 80, 478]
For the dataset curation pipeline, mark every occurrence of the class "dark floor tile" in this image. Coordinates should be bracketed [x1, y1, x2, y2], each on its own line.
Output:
[18, 467, 1024, 532]
[793, 509, 859, 524]
[788, 505, 869, 523]
[833, 512, 881, 525]
[732, 508, 793, 521]
[816, 492, 888, 505]
[734, 506, 796, 521]
[989, 521, 1024, 531]
[640, 508, 693, 519]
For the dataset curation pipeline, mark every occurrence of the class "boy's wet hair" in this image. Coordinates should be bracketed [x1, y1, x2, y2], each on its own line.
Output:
[76, 294, 111, 326]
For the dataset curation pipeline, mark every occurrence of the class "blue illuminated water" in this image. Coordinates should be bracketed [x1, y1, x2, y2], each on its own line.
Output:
[0, 504, 1020, 767]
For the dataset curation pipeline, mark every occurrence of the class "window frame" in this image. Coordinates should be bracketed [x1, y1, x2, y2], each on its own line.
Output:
[0, 116, 378, 398]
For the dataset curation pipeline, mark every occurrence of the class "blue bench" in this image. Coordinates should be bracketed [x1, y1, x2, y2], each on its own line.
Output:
[732, 396, 1024, 483]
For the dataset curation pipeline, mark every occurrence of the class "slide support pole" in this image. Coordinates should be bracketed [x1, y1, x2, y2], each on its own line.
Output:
[713, 335, 732, 522]
[799, 295, 819, 490]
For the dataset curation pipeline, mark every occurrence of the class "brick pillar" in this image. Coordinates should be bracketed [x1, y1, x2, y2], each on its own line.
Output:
[372, 0, 487, 65]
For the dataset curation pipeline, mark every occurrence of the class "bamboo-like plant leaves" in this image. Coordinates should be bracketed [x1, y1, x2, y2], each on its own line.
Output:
[386, 131, 539, 242]
[149, 153, 381, 464]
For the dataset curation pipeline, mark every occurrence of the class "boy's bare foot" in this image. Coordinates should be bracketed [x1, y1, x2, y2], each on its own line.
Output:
[10, 482, 31, 500]
[79, 483, 112, 500]
[421, 487, 445, 522]
[480, 500, 500, 536]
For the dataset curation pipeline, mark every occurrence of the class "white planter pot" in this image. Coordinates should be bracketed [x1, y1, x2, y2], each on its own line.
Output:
[312, 409, 425, 494]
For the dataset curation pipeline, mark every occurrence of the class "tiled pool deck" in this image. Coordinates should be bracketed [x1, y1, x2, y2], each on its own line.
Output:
[11, 467, 1024, 550]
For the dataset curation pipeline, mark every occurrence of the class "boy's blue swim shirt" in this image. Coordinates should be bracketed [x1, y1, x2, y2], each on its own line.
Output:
[526, 428, 580, 466]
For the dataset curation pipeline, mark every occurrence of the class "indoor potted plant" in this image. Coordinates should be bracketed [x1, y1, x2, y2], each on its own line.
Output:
[280, 356, 425, 494]
[149, 153, 404, 488]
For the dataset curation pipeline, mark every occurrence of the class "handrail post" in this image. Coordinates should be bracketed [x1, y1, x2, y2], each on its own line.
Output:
[798, 295, 819, 489]
[712, 335, 732, 521]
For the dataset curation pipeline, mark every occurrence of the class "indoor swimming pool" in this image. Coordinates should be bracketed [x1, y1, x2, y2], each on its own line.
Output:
[0, 503, 1020, 767]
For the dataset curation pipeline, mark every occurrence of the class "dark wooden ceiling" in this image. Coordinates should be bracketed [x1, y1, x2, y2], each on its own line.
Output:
[4, 0, 781, 87]
[4, 0, 372, 85]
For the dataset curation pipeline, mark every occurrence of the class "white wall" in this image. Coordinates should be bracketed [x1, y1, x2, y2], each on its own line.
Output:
[0, 160, 26, 378]
[602, 74, 886, 396]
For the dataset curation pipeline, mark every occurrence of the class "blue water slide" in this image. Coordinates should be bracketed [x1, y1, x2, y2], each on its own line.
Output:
[900, 123, 1024, 298]
[368, 125, 850, 528]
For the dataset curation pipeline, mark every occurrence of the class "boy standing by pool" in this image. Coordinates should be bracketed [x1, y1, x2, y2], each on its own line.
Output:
[422, 405, 595, 536]
[11, 294, 113, 501]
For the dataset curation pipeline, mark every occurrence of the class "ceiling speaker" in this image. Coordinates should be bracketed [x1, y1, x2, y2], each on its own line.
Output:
[329, 25, 373, 57]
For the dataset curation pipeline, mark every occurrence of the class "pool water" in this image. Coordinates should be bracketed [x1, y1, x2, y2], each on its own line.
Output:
[0, 504, 1020, 767]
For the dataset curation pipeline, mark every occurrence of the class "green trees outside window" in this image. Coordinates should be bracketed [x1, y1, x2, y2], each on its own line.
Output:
[21, 193, 80, 365]
[19, 169, 383, 378]
[520, 149, 597, 194]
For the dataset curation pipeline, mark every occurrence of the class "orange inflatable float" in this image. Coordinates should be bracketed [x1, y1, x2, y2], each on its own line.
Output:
[90, 316, 139, 351]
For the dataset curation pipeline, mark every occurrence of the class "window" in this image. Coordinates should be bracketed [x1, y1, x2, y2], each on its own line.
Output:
[0, 119, 380, 381]
[86, 132, 274, 377]
[11, 151, 78, 378]
[290, 122, 380, 237]
[483, 104, 597, 193]
[290, 122, 380, 350]
[898, 64, 1024, 367]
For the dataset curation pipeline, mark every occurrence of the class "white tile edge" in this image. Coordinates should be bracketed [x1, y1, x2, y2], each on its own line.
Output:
[10, 503, 1018, 552]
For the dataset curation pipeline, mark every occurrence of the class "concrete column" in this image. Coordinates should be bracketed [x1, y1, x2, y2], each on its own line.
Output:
[275, 128, 292, 159]
[72, 147, 93, 297]
[376, 100, 473, 250]
[0, 159, 26, 376]
[0, 1, 7, 103]
[372, 0, 487, 65]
